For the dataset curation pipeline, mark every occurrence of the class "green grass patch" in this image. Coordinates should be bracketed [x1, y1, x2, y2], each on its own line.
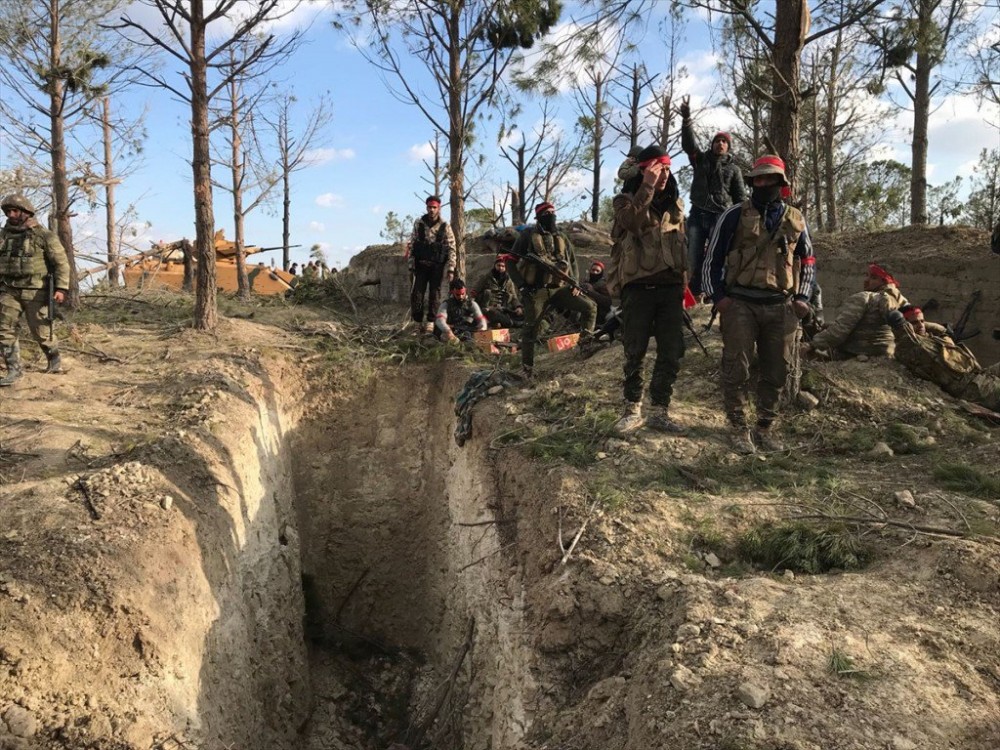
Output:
[884, 422, 936, 454]
[932, 464, 1000, 500]
[520, 407, 618, 468]
[828, 648, 874, 681]
[737, 521, 871, 573]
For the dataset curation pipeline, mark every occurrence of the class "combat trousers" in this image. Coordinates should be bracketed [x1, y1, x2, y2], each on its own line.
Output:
[521, 286, 597, 369]
[687, 208, 720, 297]
[955, 372, 1000, 412]
[620, 284, 686, 406]
[0, 286, 55, 354]
[410, 262, 446, 323]
[720, 298, 798, 425]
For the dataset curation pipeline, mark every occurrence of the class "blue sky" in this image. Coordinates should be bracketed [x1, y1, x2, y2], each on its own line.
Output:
[4, 1, 999, 273]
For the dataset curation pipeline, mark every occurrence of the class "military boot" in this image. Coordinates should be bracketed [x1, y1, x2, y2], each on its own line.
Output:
[45, 349, 62, 374]
[730, 425, 756, 455]
[646, 405, 685, 434]
[754, 421, 785, 452]
[0, 344, 24, 387]
[613, 400, 644, 435]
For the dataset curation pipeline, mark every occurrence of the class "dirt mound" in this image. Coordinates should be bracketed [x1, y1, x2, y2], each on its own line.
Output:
[1, 291, 999, 750]
[812, 224, 992, 264]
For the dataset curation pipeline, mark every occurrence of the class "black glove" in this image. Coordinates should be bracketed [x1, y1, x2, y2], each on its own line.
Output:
[886, 310, 905, 328]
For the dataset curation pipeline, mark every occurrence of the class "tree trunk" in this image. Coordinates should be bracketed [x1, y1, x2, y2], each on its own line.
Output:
[190, 3, 217, 330]
[230, 76, 249, 300]
[49, 0, 78, 307]
[516, 143, 527, 224]
[181, 239, 194, 291]
[447, 4, 465, 279]
[809, 90, 823, 230]
[910, 17, 932, 225]
[591, 76, 604, 222]
[510, 186, 521, 227]
[769, 0, 810, 188]
[101, 97, 119, 286]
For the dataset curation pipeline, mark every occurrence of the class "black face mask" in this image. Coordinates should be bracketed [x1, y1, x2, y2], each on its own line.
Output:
[537, 213, 557, 233]
[492, 268, 508, 282]
[588, 272, 603, 284]
[752, 185, 782, 205]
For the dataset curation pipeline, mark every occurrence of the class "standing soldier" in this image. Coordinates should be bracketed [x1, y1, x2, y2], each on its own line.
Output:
[607, 145, 689, 434]
[0, 194, 70, 386]
[702, 155, 815, 454]
[679, 96, 745, 297]
[511, 202, 597, 377]
[408, 195, 456, 334]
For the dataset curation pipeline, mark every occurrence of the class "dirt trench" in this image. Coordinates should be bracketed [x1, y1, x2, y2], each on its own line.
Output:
[287, 364, 536, 750]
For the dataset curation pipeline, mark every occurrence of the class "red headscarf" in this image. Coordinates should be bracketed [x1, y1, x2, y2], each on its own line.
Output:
[902, 306, 923, 321]
[867, 263, 898, 287]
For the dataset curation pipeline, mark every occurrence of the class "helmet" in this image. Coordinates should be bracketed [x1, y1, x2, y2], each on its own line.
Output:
[1, 194, 36, 215]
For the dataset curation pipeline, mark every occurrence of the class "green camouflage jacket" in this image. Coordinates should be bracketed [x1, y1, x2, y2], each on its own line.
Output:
[812, 285, 906, 357]
[0, 220, 71, 291]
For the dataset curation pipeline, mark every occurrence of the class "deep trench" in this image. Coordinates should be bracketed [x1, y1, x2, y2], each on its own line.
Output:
[270, 365, 533, 750]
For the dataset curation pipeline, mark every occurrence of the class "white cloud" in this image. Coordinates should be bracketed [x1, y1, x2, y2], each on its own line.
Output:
[409, 142, 436, 161]
[315, 192, 344, 208]
[309, 221, 326, 232]
[371, 204, 384, 213]
[303, 147, 356, 166]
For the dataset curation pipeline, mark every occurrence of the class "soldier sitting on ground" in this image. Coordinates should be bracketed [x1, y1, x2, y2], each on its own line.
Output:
[805, 262, 907, 359]
[434, 278, 488, 343]
[580, 260, 613, 325]
[473, 255, 524, 329]
[898, 304, 953, 343]
[887, 308, 1000, 412]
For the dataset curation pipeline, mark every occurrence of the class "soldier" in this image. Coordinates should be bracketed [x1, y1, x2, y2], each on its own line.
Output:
[606, 145, 688, 434]
[0, 194, 70, 386]
[702, 155, 815, 454]
[511, 202, 597, 377]
[806, 262, 907, 359]
[473, 255, 523, 329]
[580, 260, 613, 325]
[679, 96, 746, 297]
[408, 195, 457, 334]
[435, 278, 487, 342]
[899, 304, 952, 342]
[888, 309, 1000, 412]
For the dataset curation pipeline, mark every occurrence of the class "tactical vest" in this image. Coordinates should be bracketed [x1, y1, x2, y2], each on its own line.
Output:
[608, 200, 686, 294]
[896, 329, 979, 392]
[0, 228, 48, 285]
[446, 296, 478, 329]
[725, 201, 805, 293]
[519, 231, 569, 288]
[412, 220, 449, 265]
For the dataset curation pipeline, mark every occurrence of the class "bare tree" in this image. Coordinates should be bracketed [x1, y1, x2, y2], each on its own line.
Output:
[0, 0, 145, 307]
[867, 0, 973, 225]
[117, 0, 303, 330]
[333, 0, 561, 277]
[260, 91, 333, 272]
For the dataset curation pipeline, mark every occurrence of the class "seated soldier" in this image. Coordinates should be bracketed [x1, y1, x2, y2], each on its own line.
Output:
[807, 262, 907, 358]
[899, 304, 953, 343]
[580, 260, 613, 324]
[888, 309, 1000, 412]
[473, 255, 524, 328]
[435, 278, 488, 342]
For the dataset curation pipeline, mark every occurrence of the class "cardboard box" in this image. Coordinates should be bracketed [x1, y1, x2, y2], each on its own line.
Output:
[546, 332, 580, 353]
[474, 328, 511, 354]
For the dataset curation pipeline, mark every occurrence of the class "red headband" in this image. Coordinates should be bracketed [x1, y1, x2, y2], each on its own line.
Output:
[426, 199, 441, 207]
[638, 154, 671, 169]
[753, 155, 785, 171]
[867, 263, 897, 287]
[590, 260, 605, 271]
[535, 201, 555, 216]
[903, 306, 923, 320]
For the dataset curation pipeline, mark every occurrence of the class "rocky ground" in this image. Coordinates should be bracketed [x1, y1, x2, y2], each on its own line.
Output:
[1, 226, 999, 750]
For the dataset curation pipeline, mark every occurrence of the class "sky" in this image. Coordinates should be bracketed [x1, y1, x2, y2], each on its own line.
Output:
[2, 0, 999, 275]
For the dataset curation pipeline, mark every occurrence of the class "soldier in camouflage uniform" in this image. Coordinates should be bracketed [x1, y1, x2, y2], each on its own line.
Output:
[807, 262, 907, 359]
[607, 145, 689, 434]
[0, 194, 70, 386]
[408, 196, 457, 334]
[888, 310, 1000, 412]
[702, 155, 816, 454]
[473, 255, 523, 328]
[511, 202, 597, 376]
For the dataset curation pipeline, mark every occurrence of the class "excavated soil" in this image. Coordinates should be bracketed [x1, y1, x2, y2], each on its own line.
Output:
[1, 281, 999, 750]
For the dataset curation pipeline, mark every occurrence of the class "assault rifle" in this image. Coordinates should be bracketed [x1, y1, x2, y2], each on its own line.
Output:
[47, 274, 55, 342]
[952, 290, 981, 342]
[509, 247, 709, 355]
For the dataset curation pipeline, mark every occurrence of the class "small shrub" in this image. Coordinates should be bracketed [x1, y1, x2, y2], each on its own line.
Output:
[737, 521, 871, 573]
[884, 422, 935, 454]
[828, 648, 873, 681]
[933, 464, 1000, 500]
